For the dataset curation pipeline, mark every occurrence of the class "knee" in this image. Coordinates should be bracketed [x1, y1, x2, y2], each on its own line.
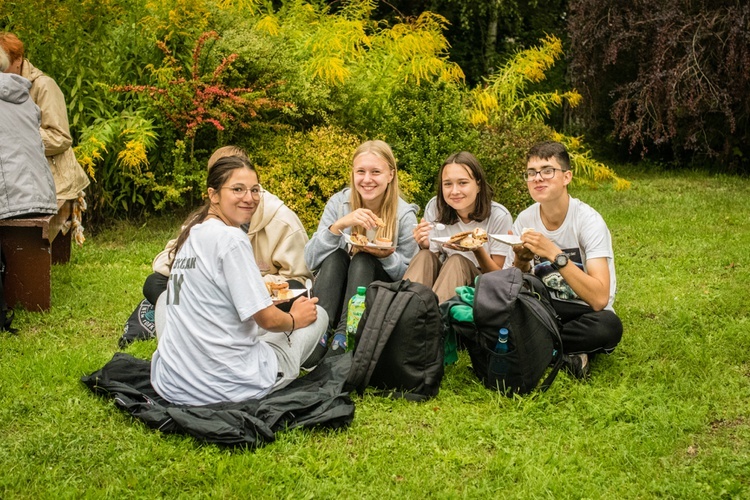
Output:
[591, 309, 622, 352]
[315, 305, 329, 329]
[350, 251, 379, 271]
[316, 249, 350, 278]
[597, 310, 623, 351]
[442, 254, 472, 272]
[143, 273, 168, 305]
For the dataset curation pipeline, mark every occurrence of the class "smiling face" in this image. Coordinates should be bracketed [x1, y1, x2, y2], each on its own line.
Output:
[526, 155, 572, 205]
[441, 163, 480, 220]
[352, 152, 394, 210]
[207, 167, 260, 227]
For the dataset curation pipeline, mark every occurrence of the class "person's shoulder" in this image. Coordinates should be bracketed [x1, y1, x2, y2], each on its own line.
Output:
[515, 202, 539, 220]
[397, 196, 419, 216]
[570, 197, 607, 224]
[327, 188, 349, 206]
[199, 219, 247, 243]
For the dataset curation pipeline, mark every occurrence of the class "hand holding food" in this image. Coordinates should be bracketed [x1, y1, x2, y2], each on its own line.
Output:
[333, 208, 384, 234]
[519, 227, 560, 262]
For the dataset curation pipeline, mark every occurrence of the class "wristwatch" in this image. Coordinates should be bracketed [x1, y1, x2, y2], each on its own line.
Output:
[553, 252, 569, 270]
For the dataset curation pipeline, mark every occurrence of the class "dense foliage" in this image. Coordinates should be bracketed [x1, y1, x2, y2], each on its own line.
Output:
[1, 0, 623, 226]
[568, 0, 750, 170]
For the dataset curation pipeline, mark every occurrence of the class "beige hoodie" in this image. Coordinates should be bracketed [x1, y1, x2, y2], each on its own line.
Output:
[153, 191, 312, 284]
[21, 59, 90, 200]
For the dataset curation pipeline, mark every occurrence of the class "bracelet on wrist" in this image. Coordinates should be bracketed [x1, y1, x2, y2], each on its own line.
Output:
[284, 313, 295, 346]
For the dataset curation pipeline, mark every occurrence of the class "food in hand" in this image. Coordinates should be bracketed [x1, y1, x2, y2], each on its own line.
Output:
[374, 237, 392, 247]
[448, 228, 488, 249]
[351, 233, 370, 246]
[374, 216, 386, 228]
[276, 288, 294, 300]
[522, 227, 535, 235]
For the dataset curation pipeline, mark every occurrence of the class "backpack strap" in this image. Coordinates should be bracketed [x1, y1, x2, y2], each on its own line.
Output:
[519, 274, 565, 392]
[346, 280, 414, 393]
[538, 354, 563, 392]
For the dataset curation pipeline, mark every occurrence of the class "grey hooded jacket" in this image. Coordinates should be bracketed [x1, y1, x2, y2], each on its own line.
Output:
[0, 73, 57, 219]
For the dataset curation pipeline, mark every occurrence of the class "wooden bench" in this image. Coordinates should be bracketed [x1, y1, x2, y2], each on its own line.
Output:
[0, 200, 74, 311]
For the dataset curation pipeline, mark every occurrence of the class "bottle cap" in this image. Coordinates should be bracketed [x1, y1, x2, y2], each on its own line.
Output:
[357, 286, 367, 294]
[499, 328, 509, 335]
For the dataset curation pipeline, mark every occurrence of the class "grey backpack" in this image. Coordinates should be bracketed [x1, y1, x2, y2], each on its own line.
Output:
[446, 268, 564, 396]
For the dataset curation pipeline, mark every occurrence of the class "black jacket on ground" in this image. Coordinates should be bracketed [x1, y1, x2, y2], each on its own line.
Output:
[81, 352, 354, 448]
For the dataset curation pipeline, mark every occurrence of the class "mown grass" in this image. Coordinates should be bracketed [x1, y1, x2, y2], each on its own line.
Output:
[1, 168, 749, 498]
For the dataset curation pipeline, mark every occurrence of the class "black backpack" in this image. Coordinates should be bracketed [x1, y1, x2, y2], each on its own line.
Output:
[445, 267, 563, 396]
[345, 279, 444, 401]
[1, 243, 17, 334]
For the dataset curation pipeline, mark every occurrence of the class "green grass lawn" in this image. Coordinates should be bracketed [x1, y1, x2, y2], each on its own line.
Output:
[1, 167, 749, 498]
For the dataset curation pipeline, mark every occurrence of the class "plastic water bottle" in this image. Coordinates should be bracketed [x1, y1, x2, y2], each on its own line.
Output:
[495, 327, 509, 353]
[345, 286, 367, 351]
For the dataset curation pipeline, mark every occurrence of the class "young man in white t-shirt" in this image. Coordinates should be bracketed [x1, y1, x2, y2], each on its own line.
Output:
[508, 141, 623, 379]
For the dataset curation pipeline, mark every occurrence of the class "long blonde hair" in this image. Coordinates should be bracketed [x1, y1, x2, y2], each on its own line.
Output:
[350, 140, 400, 241]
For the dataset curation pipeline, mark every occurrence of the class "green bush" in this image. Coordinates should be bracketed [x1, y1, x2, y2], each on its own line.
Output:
[349, 81, 479, 212]
[475, 120, 553, 216]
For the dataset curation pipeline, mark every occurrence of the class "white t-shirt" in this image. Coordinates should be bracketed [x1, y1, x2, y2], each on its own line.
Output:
[505, 196, 617, 311]
[424, 197, 512, 267]
[151, 218, 277, 405]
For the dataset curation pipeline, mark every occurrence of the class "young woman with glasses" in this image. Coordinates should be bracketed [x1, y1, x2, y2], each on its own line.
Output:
[142, 147, 313, 313]
[150, 154, 328, 405]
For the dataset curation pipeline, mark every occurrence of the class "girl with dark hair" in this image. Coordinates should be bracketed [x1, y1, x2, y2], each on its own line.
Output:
[151, 155, 328, 405]
[403, 151, 512, 303]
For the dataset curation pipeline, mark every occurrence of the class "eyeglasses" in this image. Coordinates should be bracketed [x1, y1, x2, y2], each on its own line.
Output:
[522, 167, 568, 182]
[222, 185, 265, 200]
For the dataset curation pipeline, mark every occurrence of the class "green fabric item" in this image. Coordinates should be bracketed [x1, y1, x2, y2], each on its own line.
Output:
[455, 286, 475, 306]
[450, 304, 473, 323]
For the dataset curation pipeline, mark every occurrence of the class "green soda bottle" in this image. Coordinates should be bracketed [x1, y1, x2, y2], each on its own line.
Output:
[345, 286, 367, 351]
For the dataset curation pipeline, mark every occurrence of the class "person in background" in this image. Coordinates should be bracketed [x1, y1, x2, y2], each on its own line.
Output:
[304, 140, 418, 359]
[150, 154, 327, 405]
[144, 146, 312, 306]
[0, 45, 57, 220]
[0, 32, 90, 243]
[507, 141, 623, 379]
[404, 151, 512, 303]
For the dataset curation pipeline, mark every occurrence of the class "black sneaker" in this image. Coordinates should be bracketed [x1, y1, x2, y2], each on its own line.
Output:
[301, 330, 330, 369]
[562, 353, 590, 380]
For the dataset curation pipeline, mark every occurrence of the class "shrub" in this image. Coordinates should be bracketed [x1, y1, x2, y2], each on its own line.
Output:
[474, 120, 550, 216]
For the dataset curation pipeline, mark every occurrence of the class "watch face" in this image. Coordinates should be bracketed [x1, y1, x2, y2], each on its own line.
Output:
[555, 254, 568, 268]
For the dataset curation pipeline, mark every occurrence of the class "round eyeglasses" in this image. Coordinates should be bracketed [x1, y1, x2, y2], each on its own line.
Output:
[222, 185, 265, 200]
[522, 167, 568, 182]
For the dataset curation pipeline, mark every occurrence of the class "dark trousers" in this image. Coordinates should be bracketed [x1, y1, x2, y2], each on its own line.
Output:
[312, 248, 390, 335]
[143, 273, 168, 306]
[552, 299, 623, 355]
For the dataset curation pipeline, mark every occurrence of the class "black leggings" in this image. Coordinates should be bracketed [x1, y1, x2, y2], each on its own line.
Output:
[311, 248, 391, 335]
